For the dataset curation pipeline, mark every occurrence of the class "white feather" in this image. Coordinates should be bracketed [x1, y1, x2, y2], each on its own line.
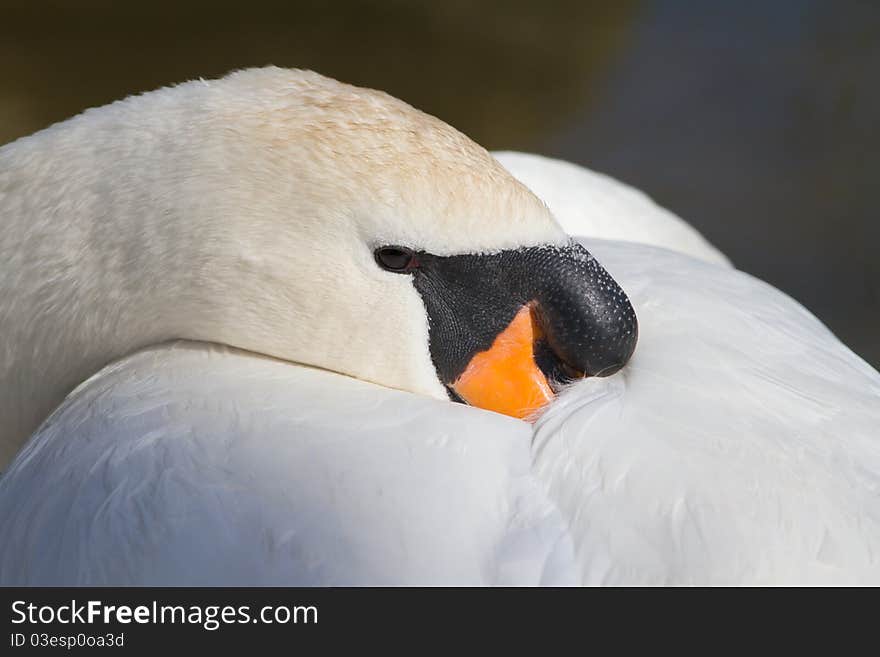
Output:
[536, 239, 880, 585]
[0, 343, 577, 586]
[1, 66, 877, 585]
[3, 237, 877, 585]
[493, 151, 731, 267]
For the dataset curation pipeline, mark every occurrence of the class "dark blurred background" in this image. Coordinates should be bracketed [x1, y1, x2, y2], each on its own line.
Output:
[2, 0, 877, 367]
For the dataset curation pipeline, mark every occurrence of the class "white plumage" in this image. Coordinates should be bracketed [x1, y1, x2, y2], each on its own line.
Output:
[3, 232, 878, 584]
[0, 68, 567, 468]
[1, 69, 878, 585]
[537, 239, 880, 585]
[0, 343, 576, 586]
[493, 150, 731, 268]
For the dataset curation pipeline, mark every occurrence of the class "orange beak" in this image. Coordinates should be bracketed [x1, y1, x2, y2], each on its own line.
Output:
[450, 304, 555, 420]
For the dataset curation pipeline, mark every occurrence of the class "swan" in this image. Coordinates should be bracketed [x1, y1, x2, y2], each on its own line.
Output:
[0, 66, 637, 470]
[2, 68, 879, 585]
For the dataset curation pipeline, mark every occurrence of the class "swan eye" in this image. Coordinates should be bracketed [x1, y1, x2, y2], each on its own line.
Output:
[375, 246, 419, 273]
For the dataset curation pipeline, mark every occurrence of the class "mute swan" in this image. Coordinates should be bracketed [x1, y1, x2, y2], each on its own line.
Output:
[2, 68, 879, 586]
[0, 67, 636, 470]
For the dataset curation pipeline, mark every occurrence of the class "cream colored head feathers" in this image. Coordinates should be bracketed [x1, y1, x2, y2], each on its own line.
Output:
[0, 67, 565, 467]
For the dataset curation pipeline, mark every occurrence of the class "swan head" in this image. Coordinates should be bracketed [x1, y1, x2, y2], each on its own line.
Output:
[4, 67, 636, 430]
[157, 67, 638, 419]
[172, 68, 637, 417]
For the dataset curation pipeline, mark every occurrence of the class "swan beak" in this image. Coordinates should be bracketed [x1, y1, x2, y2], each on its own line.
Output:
[450, 304, 554, 420]
[411, 241, 637, 421]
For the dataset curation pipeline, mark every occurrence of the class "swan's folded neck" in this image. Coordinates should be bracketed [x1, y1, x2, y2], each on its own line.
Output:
[0, 91, 240, 469]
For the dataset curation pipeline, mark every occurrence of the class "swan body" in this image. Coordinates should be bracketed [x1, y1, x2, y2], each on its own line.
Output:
[538, 239, 880, 585]
[0, 343, 576, 586]
[1, 68, 878, 586]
